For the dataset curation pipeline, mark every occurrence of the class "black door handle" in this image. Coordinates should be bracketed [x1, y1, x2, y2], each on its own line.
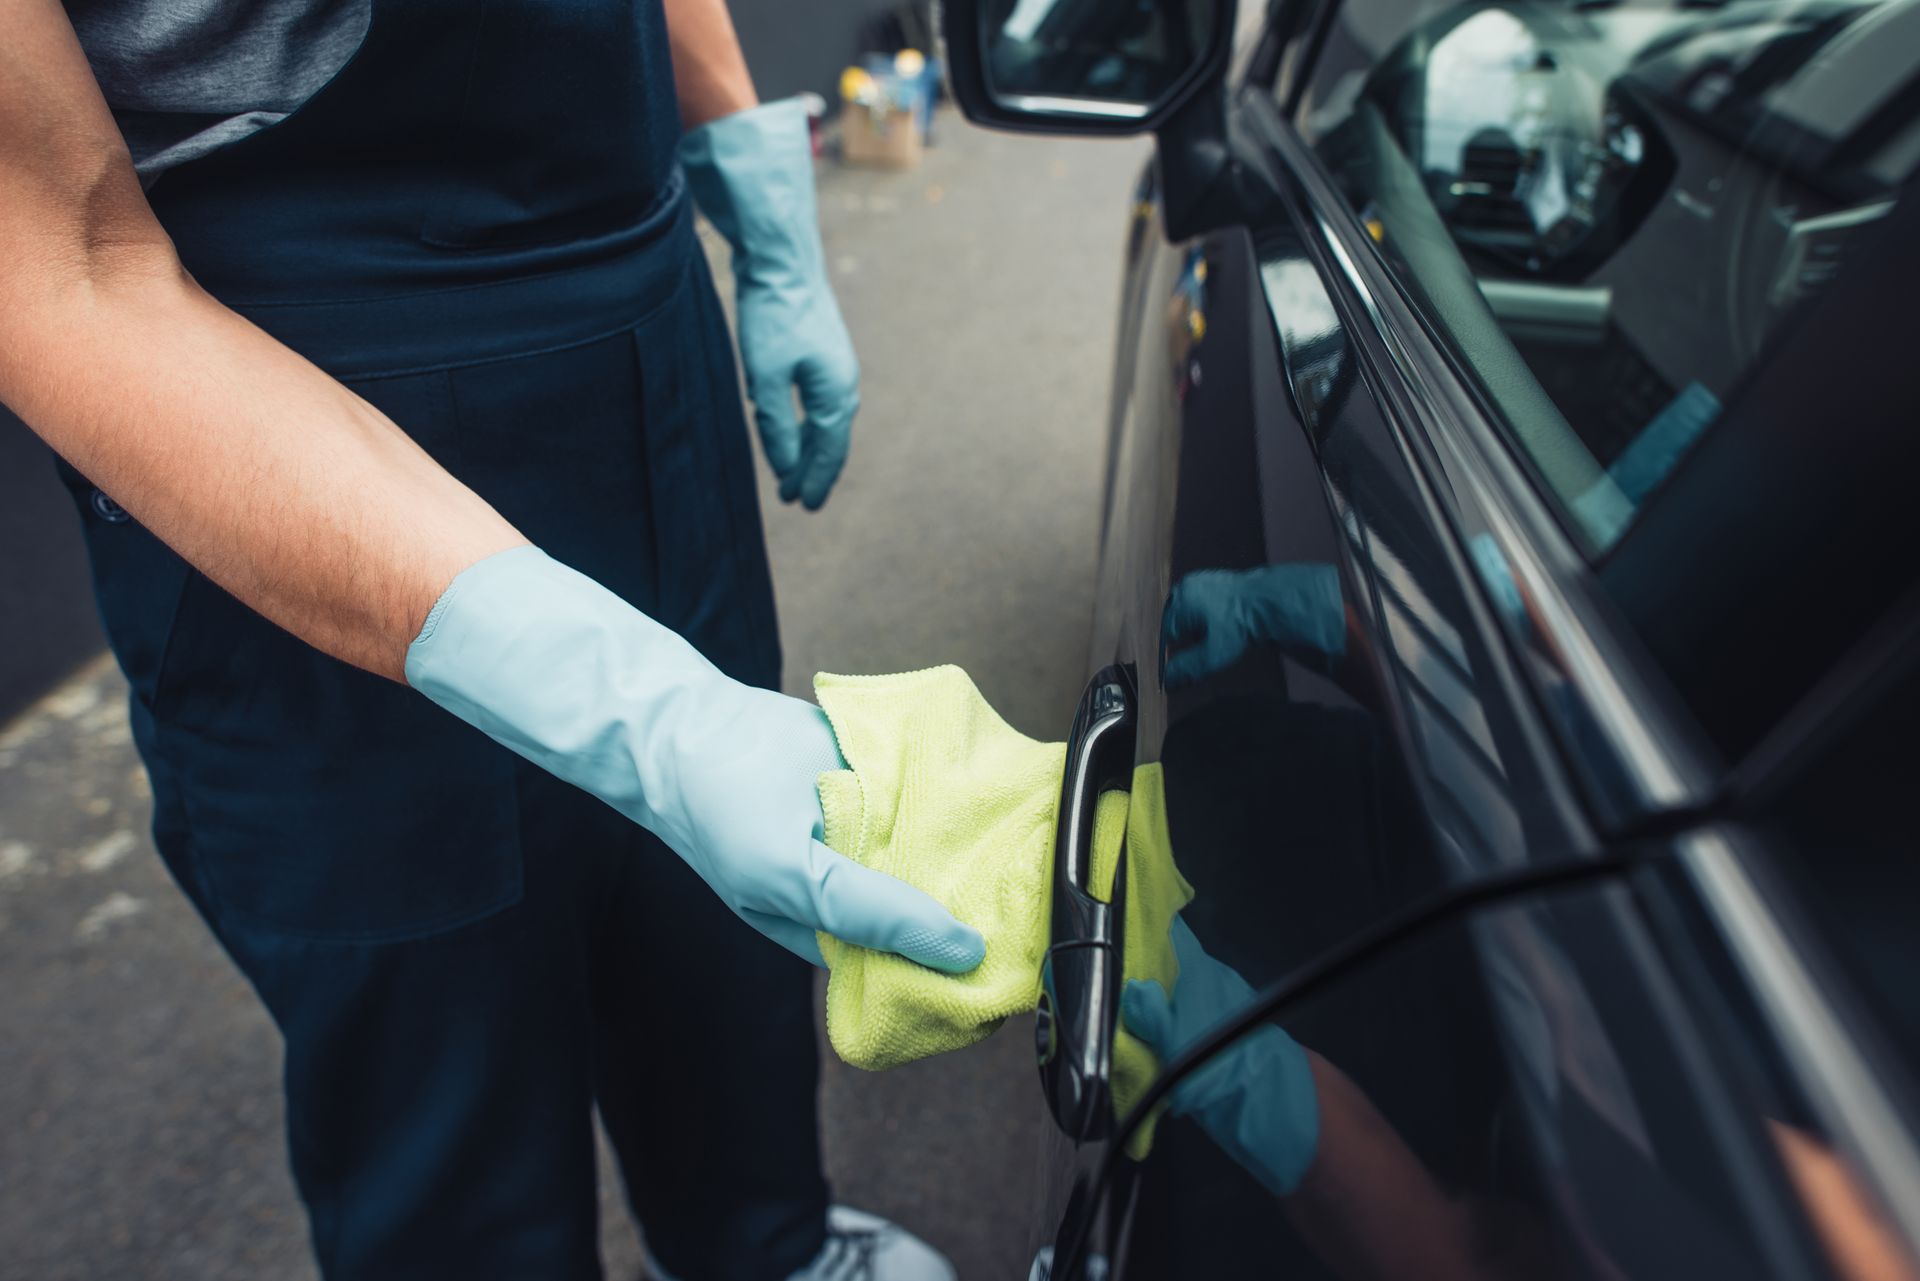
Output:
[1037, 665, 1136, 1141]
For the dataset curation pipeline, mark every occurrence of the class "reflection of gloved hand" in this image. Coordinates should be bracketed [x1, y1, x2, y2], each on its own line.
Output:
[680, 98, 859, 511]
[1123, 918, 1321, 1195]
[1160, 564, 1345, 689]
[406, 546, 984, 972]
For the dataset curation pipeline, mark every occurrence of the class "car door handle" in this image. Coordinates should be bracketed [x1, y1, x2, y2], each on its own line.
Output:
[1037, 664, 1136, 1141]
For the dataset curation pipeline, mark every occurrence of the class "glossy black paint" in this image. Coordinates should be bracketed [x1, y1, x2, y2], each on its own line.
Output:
[943, 3, 1920, 1277]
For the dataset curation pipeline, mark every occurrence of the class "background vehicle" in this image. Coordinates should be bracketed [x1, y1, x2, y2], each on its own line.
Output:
[942, 0, 1920, 1275]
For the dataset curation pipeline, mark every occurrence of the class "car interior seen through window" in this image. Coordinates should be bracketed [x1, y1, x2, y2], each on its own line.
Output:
[1291, 0, 1916, 554]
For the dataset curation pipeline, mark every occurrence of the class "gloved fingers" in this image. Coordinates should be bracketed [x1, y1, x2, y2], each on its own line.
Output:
[1160, 579, 1219, 690]
[787, 354, 858, 509]
[1168, 914, 1206, 966]
[1161, 576, 1217, 641]
[1166, 624, 1253, 690]
[1122, 978, 1177, 1055]
[1170, 917, 1259, 1012]
[792, 322, 860, 424]
[1126, 977, 1243, 1122]
[802, 840, 986, 973]
[750, 374, 804, 482]
[791, 406, 855, 510]
[1162, 642, 1221, 691]
[740, 907, 830, 968]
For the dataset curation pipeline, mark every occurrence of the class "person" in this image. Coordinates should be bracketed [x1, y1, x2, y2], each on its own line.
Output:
[0, 2, 984, 1278]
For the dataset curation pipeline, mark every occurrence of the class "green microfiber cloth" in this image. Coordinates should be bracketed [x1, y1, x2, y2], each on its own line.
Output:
[813, 666, 1064, 1069]
[1090, 761, 1195, 1157]
[813, 666, 1194, 1157]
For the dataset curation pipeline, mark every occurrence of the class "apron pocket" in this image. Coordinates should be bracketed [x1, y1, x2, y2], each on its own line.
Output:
[170, 711, 525, 944]
[130, 368, 524, 944]
[149, 562, 526, 942]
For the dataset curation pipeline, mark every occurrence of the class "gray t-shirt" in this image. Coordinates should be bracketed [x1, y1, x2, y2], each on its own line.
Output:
[66, 0, 371, 182]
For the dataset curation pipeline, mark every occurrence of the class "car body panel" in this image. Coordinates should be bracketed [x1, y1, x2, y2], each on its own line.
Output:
[1004, 0, 1920, 1275]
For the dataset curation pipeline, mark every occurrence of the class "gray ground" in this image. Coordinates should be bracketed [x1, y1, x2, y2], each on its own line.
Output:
[0, 116, 1149, 1280]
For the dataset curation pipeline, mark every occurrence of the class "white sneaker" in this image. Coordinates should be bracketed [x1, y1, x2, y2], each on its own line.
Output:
[642, 1205, 956, 1281]
[788, 1206, 957, 1281]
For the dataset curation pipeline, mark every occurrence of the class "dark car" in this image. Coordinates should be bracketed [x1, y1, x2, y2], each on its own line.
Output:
[941, 0, 1920, 1276]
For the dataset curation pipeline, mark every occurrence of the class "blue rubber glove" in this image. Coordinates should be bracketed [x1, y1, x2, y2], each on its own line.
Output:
[1160, 564, 1346, 690]
[1123, 918, 1321, 1195]
[680, 98, 858, 511]
[405, 546, 984, 973]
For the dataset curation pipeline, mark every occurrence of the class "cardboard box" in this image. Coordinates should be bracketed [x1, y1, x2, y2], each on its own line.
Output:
[841, 106, 923, 170]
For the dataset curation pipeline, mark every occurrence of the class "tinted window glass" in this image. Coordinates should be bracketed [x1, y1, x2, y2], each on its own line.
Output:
[1295, 0, 1918, 553]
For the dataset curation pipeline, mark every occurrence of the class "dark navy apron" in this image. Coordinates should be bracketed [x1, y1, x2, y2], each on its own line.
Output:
[58, 3, 827, 1277]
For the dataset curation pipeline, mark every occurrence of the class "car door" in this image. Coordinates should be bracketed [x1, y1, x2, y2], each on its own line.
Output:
[1075, 863, 1859, 1281]
[1032, 7, 1622, 1272]
[1028, 0, 1920, 1273]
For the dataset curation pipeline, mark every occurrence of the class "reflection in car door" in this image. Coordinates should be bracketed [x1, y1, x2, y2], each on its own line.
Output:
[1059, 5, 1605, 1238]
[1053, 115, 1605, 1279]
[1096, 866, 1842, 1280]
[1043, 103, 1853, 1281]
[1034, 0, 1920, 1274]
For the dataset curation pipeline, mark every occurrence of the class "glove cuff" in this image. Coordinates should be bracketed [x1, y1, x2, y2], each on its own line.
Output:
[406, 545, 725, 852]
[677, 97, 824, 281]
[1240, 1031, 1322, 1196]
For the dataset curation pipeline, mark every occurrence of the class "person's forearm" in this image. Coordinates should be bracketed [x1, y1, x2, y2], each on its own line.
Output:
[1285, 1053, 1487, 1281]
[2, 257, 524, 681]
[0, 0, 522, 681]
[663, 0, 758, 128]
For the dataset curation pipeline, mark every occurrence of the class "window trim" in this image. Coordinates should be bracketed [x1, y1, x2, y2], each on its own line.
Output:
[1236, 85, 1722, 831]
[1274, 0, 1341, 117]
[1682, 827, 1920, 1263]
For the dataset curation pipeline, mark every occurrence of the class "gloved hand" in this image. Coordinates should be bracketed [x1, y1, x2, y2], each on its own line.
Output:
[680, 98, 858, 511]
[405, 546, 984, 973]
[1160, 563, 1346, 690]
[1122, 917, 1321, 1195]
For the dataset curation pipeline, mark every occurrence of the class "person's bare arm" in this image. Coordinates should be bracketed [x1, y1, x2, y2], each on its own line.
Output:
[1285, 1053, 1491, 1281]
[663, 0, 758, 127]
[0, 0, 524, 681]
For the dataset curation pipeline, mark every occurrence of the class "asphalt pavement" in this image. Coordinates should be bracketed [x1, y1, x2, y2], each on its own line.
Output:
[0, 112, 1150, 1280]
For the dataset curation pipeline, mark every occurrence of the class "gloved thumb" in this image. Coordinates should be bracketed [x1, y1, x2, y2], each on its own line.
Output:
[1162, 642, 1226, 691]
[806, 840, 987, 973]
[785, 406, 854, 510]
[750, 369, 803, 481]
[740, 907, 830, 969]
[1122, 978, 1176, 1054]
[783, 354, 857, 509]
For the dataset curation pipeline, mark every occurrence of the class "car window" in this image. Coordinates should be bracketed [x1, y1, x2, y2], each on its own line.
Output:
[1101, 886, 1849, 1281]
[1749, 643, 1920, 1082]
[1291, 0, 1918, 554]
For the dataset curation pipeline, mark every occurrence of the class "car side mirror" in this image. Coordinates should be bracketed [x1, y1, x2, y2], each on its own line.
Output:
[939, 0, 1236, 135]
